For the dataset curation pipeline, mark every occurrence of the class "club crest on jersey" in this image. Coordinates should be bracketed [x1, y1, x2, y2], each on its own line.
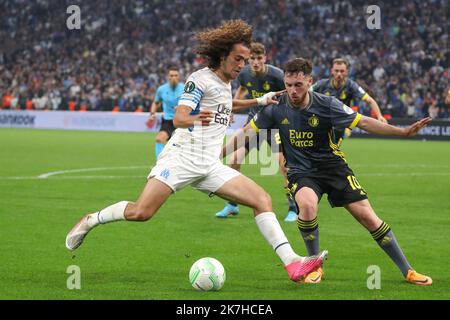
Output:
[184, 81, 196, 93]
[339, 91, 347, 100]
[308, 115, 319, 127]
[281, 118, 290, 125]
[263, 81, 270, 91]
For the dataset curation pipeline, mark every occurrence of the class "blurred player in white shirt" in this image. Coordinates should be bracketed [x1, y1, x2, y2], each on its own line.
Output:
[66, 20, 327, 283]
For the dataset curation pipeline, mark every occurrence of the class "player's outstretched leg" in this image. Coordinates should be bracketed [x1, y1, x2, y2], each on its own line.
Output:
[405, 270, 432, 286]
[346, 200, 432, 286]
[65, 178, 172, 251]
[284, 212, 297, 222]
[65, 201, 128, 251]
[303, 267, 324, 284]
[294, 187, 324, 283]
[284, 185, 298, 222]
[215, 174, 327, 282]
[155, 131, 169, 159]
[284, 210, 298, 222]
[277, 153, 298, 222]
[215, 202, 239, 218]
[299, 214, 324, 283]
[284, 251, 327, 282]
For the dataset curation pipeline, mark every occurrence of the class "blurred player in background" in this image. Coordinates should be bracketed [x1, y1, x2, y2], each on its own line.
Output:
[312, 58, 386, 145]
[66, 20, 327, 283]
[232, 57, 432, 285]
[148, 66, 184, 159]
[216, 42, 299, 222]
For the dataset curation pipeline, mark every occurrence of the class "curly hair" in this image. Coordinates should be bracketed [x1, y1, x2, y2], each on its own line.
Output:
[196, 19, 253, 70]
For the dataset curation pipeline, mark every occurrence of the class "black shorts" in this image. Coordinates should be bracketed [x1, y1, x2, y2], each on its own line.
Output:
[287, 165, 368, 208]
[160, 119, 176, 138]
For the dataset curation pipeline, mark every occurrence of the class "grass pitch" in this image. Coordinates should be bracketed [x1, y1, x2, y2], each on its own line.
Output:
[0, 128, 449, 300]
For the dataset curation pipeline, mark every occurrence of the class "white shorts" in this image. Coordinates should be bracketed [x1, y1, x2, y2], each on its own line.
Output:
[148, 150, 240, 194]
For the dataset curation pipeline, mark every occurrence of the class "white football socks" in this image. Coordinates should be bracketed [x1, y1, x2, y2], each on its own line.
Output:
[87, 201, 129, 228]
[255, 212, 299, 266]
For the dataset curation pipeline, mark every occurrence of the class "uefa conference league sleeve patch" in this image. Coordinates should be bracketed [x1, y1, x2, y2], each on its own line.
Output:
[184, 81, 196, 93]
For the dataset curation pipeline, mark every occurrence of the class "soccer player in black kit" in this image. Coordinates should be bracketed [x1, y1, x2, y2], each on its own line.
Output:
[229, 58, 432, 285]
[216, 42, 298, 222]
[312, 58, 386, 145]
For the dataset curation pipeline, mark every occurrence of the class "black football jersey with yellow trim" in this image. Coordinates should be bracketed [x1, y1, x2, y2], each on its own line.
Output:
[250, 91, 361, 175]
[237, 64, 285, 117]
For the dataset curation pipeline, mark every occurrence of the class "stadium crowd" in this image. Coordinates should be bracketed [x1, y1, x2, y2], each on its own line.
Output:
[0, 0, 449, 119]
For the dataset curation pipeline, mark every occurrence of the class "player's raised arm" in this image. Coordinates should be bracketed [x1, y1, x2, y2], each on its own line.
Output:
[346, 77, 386, 124]
[149, 100, 162, 117]
[356, 115, 432, 137]
[147, 100, 162, 127]
[173, 105, 213, 128]
[363, 94, 387, 123]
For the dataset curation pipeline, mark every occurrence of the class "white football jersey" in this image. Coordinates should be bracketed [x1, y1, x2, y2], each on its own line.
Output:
[170, 67, 233, 165]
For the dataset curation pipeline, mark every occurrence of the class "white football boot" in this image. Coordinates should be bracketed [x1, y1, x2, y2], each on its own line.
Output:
[65, 214, 96, 251]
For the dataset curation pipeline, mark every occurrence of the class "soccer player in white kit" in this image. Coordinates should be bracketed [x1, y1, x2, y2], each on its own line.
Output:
[65, 20, 327, 283]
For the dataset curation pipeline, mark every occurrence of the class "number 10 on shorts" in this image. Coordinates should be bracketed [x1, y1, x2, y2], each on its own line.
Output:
[347, 175, 362, 190]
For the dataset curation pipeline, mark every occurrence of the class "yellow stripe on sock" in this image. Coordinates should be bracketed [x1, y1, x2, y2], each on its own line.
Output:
[371, 222, 390, 240]
[297, 218, 318, 230]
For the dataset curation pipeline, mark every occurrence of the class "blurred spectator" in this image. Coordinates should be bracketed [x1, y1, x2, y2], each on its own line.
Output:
[0, 0, 448, 118]
[428, 101, 439, 119]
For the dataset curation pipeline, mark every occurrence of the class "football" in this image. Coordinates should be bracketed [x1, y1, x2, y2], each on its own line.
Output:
[189, 257, 226, 291]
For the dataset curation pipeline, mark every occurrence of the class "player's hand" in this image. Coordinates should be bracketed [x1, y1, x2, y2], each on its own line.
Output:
[403, 117, 432, 137]
[268, 90, 286, 105]
[256, 90, 286, 106]
[147, 114, 156, 127]
[195, 109, 214, 126]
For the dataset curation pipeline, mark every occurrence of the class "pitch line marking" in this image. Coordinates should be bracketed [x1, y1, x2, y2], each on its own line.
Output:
[37, 166, 149, 179]
[352, 164, 449, 169]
